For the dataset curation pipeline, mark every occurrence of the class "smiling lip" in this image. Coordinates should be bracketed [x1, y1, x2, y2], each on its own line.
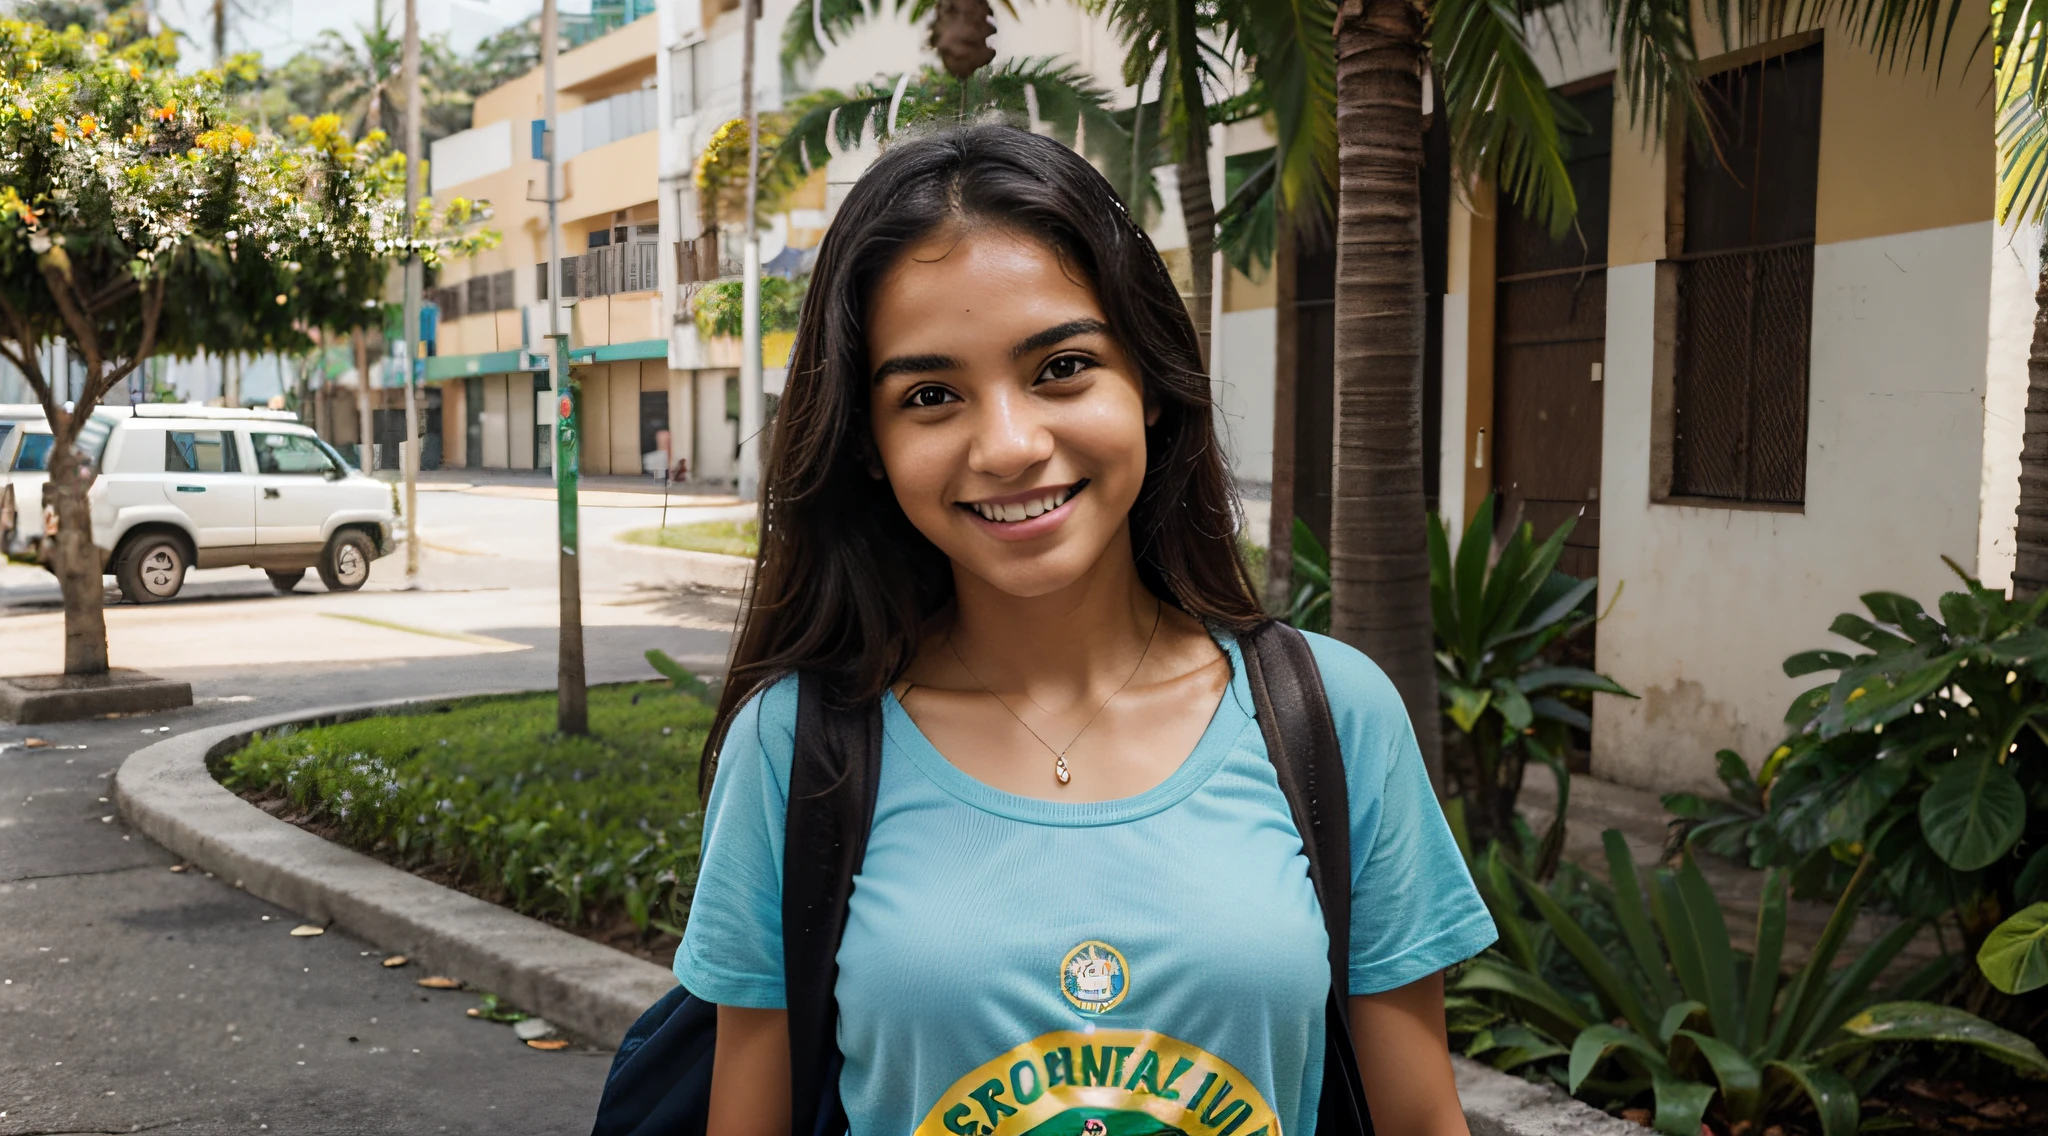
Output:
[958, 480, 1087, 540]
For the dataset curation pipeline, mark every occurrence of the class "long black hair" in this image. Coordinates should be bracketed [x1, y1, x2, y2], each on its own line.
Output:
[702, 123, 1263, 789]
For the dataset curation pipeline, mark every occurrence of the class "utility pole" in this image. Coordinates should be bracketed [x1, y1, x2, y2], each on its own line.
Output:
[542, 0, 586, 735]
[736, 0, 763, 500]
[354, 329, 373, 471]
[400, 0, 422, 588]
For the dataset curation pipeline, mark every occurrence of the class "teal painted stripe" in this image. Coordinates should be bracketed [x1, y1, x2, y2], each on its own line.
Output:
[568, 338, 668, 365]
[420, 349, 545, 382]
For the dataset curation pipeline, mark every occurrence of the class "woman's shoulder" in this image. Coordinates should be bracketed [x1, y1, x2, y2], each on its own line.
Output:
[710, 672, 804, 792]
[1290, 630, 1418, 782]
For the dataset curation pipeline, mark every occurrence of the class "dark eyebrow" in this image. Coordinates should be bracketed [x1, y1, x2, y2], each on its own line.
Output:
[1011, 318, 1110, 360]
[871, 353, 963, 385]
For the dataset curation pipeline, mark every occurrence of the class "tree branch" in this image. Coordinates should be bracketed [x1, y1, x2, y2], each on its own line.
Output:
[84, 272, 142, 315]
[39, 261, 109, 445]
[91, 279, 167, 403]
[0, 288, 64, 431]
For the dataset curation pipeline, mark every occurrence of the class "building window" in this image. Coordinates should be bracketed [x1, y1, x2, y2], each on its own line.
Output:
[1664, 40, 1821, 506]
[670, 42, 700, 120]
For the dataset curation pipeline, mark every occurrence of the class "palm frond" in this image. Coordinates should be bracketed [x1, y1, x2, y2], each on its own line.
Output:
[1217, 153, 1277, 274]
[1434, 0, 1580, 237]
[1217, 0, 1336, 224]
[2000, 76, 2048, 223]
[1791, 0, 1978, 78]
[781, 0, 882, 73]
[1604, 0, 1702, 142]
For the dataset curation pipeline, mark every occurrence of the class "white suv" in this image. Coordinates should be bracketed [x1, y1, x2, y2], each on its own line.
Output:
[72, 406, 396, 602]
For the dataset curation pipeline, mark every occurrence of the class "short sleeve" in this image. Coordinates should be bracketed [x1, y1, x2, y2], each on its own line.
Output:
[1302, 633, 1498, 995]
[673, 675, 800, 1008]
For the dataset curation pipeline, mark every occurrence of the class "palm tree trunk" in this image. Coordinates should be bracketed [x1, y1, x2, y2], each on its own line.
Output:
[2013, 223, 2048, 598]
[1330, 0, 1440, 783]
[1169, 0, 1213, 365]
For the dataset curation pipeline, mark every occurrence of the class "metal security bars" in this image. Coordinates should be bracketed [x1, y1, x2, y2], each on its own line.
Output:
[426, 269, 517, 323]
[1669, 242, 1813, 505]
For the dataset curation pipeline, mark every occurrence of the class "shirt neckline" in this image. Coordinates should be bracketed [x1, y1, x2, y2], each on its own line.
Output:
[880, 631, 1255, 827]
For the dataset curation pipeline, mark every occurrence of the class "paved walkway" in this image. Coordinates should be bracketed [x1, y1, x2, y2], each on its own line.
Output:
[0, 483, 743, 1135]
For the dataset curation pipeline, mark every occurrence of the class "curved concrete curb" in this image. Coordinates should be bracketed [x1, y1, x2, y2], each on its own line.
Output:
[1455, 1056, 1644, 1135]
[112, 697, 675, 1049]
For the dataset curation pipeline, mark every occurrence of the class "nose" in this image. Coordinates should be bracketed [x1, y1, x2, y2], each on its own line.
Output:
[966, 386, 1054, 481]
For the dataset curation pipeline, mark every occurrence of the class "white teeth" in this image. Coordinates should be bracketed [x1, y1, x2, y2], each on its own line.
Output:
[971, 486, 1076, 523]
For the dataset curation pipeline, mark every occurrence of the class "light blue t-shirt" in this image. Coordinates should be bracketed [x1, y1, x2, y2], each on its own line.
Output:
[676, 631, 1496, 1136]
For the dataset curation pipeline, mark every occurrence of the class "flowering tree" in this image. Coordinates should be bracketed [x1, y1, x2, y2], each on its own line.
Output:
[0, 19, 492, 676]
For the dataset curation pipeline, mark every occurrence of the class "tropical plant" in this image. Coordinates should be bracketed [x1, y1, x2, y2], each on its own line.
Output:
[1431, 495, 1631, 863]
[1665, 561, 2048, 1015]
[1285, 518, 1331, 634]
[696, 114, 805, 233]
[0, 19, 492, 675]
[1457, 829, 2048, 1135]
[1982, 902, 2048, 996]
[693, 276, 804, 340]
[783, 0, 1011, 80]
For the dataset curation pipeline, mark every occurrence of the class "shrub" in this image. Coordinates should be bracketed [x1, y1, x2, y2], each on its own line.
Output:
[1667, 561, 2048, 1002]
[218, 682, 710, 935]
[1455, 830, 2048, 1135]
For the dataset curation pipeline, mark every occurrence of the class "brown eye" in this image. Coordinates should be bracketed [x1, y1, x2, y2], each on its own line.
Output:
[906, 386, 957, 408]
[1041, 355, 1091, 382]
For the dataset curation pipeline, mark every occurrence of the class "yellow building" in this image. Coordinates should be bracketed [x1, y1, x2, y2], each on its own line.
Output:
[424, 15, 680, 478]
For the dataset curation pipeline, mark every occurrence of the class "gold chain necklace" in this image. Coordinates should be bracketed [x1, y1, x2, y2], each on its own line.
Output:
[945, 601, 1163, 786]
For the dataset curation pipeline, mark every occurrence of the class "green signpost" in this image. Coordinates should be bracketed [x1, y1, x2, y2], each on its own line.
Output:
[550, 333, 588, 735]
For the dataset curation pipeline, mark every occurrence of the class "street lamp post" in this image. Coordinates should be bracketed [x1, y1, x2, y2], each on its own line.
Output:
[542, 0, 587, 736]
[736, 0, 762, 501]
[399, 0, 423, 589]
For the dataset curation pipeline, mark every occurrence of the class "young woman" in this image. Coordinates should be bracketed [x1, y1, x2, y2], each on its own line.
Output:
[678, 125, 1495, 1136]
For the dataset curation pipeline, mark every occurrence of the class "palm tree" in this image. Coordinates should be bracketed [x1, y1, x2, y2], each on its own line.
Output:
[1995, 7, 2048, 597]
[315, 0, 406, 140]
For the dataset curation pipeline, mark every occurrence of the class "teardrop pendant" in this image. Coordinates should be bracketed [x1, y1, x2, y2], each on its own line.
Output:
[1054, 753, 1072, 785]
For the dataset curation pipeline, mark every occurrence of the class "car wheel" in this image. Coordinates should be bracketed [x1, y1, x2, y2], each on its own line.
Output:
[267, 569, 305, 593]
[117, 534, 188, 603]
[317, 530, 375, 592]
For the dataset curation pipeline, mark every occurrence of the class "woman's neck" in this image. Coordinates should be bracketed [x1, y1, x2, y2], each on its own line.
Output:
[946, 524, 1161, 693]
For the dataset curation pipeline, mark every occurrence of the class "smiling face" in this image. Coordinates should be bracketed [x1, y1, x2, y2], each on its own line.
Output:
[866, 225, 1155, 600]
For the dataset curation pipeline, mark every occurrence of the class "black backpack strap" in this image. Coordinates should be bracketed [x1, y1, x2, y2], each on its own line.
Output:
[783, 674, 883, 1136]
[1239, 620, 1375, 1136]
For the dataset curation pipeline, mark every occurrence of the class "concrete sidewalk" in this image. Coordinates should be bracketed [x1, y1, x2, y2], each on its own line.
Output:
[0, 598, 736, 1135]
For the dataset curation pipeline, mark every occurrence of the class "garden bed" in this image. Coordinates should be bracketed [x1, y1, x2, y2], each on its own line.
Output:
[620, 519, 758, 558]
[213, 681, 709, 967]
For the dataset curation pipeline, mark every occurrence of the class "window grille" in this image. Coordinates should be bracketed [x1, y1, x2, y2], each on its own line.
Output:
[1666, 41, 1821, 506]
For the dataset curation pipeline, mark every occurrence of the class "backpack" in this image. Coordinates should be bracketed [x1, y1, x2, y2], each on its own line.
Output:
[590, 620, 1374, 1136]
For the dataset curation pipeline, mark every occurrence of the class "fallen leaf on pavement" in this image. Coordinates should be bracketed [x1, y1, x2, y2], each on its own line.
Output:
[465, 1008, 482, 1018]
[382, 955, 408, 968]
[289, 925, 325, 937]
[23, 738, 46, 748]
[417, 976, 461, 989]
[525, 1039, 570, 1051]
[169, 865, 186, 873]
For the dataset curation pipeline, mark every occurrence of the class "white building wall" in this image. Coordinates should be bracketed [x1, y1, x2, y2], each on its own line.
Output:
[1214, 308, 1275, 486]
[1594, 221, 1998, 790]
[1981, 220, 2040, 591]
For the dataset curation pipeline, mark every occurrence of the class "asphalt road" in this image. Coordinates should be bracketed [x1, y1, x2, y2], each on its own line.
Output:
[0, 479, 743, 1135]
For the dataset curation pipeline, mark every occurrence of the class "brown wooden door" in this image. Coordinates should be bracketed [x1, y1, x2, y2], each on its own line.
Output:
[1493, 82, 1612, 580]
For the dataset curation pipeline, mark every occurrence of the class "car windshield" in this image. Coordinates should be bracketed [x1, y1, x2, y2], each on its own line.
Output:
[251, 431, 337, 475]
[13, 432, 54, 472]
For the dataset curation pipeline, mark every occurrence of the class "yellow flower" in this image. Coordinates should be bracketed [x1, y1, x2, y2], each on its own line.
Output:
[127, 63, 141, 79]
[76, 114, 96, 137]
[152, 101, 175, 121]
[49, 119, 66, 142]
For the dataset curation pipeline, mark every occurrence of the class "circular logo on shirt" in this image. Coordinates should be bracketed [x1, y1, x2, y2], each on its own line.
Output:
[1059, 940, 1129, 1014]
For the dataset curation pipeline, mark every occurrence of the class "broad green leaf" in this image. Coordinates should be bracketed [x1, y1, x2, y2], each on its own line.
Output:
[1650, 870, 1712, 1018]
[1452, 495, 1495, 663]
[1650, 1069, 1715, 1136]
[1765, 854, 1879, 1062]
[1453, 958, 1589, 1040]
[1829, 613, 1913, 654]
[1530, 696, 1591, 730]
[1491, 680, 1534, 730]
[1940, 588, 1989, 639]
[1836, 1001, 2048, 1076]
[1744, 868, 1787, 1050]
[1443, 681, 1492, 733]
[1657, 1000, 1706, 1044]
[1784, 682, 1834, 729]
[1515, 666, 1633, 697]
[1670, 1030, 1760, 1120]
[1986, 625, 2048, 663]
[1783, 649, 1854, 678]
[1761, 1060, 1860, 1136]
[1919, 755, 2027, 871]
[1568, 1023, 1667, 1092]
[1793, 916, 1922, 1056]
[1604, 830, 1681, 1010]
[1486, 1022, 1571, 1069]
[1978, 903, 2048, 996]
[1674, 852, 1745, 1048]
[1861, 592, 1943, 642]
[1487, 575, 1596, 653]
[1518, 869, 1660, 1039]
[1713, 748, 1756, 790]
[2018, 846, 2048, 904]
